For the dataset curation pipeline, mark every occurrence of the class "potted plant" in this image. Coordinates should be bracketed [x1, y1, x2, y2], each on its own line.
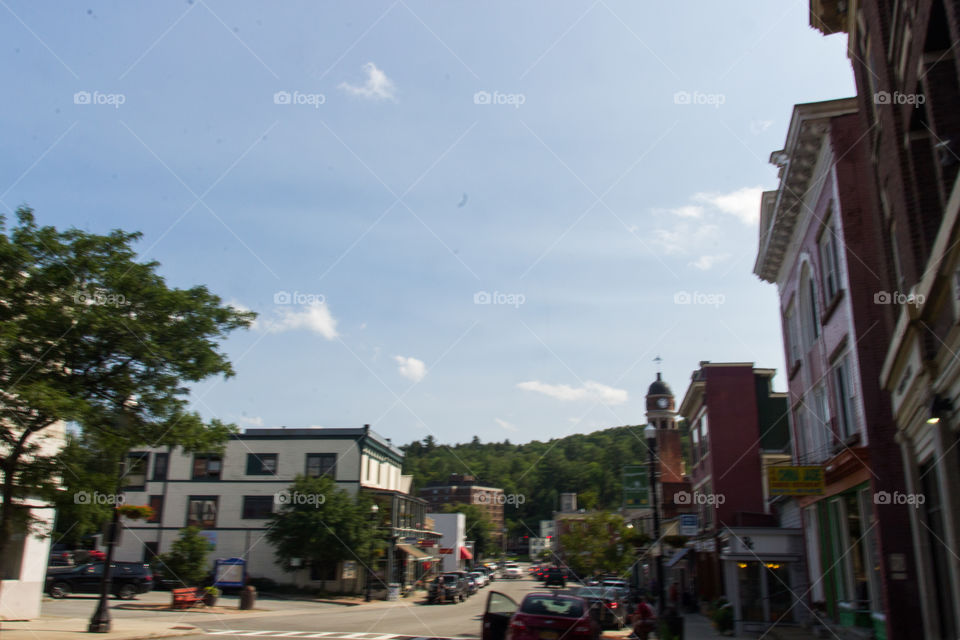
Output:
[711, 597, 734, 635]
[117, 504, 154, 520]
[202, 586, 220, 607]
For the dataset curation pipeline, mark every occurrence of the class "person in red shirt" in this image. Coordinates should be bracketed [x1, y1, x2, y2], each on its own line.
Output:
[631, 596, 657, 640]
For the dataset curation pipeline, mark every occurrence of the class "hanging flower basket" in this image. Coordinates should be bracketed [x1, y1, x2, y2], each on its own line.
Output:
[117, 504, 154, 520]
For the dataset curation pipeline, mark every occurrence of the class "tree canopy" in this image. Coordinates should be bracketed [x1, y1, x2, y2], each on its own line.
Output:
[0, 208, 254, 556]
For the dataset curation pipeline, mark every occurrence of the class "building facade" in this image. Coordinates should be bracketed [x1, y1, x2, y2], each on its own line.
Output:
[418, 474, 505, 547]
[677, 362, 795, 633]
[116, 425, 436, 590]
[808, 2, 960, 637]
[755, 96, 921, 639]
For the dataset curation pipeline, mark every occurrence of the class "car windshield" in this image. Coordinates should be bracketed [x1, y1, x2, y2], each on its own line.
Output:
[520, 596, 584, 618]
[577, 588, 617, 598]
[442, 575, 458, 584]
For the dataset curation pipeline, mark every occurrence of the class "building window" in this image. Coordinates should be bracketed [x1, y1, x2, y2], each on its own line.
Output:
[148, 495, 163, 523]
[832, 356, 856, 440]
[306, 454, 336, 479]
[784, 302, 801, 366]
[819, 218, 842, 301]
[124, 453, 149, 490]
[310, 562, 337, 581]
[192, 455, 222, 480]
[691, 428, 700, 467]
[142, 541, 159, 564]
[246, 453, 278, 476]
[152, 453, 168, 481]
[186, 496, 218, 528]
[242, 496, 275, 519]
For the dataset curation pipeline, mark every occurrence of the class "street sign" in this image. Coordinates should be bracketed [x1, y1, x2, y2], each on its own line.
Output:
[679, 514, 699, 536]
[767, 465, 825, 495]
[623, 465, 650, 507]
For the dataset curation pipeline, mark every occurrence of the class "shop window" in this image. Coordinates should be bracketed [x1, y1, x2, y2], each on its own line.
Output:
[920, 460, 959, 639]
[737, 562, 764, 622]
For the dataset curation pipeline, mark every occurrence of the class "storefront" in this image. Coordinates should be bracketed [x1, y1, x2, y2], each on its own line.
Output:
[718, 527, 804, 637]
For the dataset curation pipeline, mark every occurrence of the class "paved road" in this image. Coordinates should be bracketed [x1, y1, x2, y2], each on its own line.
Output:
[188, 577, 542, 639]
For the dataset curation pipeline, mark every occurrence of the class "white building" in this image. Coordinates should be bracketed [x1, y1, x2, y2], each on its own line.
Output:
[116, 425, 427, 588]
[428, 512, 466, 573]
[0, 421, 66, 620]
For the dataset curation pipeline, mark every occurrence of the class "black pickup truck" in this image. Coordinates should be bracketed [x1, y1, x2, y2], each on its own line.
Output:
[428, 573, 466, 604]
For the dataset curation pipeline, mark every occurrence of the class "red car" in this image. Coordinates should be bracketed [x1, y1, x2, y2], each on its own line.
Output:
[482, 591, 601, 640]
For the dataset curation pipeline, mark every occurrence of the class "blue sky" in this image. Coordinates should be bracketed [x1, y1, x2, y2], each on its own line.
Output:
[0, 1, 854, 446]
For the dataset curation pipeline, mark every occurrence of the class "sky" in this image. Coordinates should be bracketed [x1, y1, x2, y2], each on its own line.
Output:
[0, 1, 855, 447]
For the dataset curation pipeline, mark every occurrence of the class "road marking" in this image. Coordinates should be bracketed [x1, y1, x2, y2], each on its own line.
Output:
[203, 632, 477, 640]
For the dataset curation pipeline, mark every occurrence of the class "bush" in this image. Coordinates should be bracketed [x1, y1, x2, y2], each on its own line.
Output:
[711, 598, 734, 634]
[156, 527, 213, 587]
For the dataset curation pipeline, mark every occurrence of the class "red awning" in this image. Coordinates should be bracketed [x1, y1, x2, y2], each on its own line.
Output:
[459, 546, 473, 560]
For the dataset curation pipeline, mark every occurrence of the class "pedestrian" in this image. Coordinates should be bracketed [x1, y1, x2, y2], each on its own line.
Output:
[630, 596, 657, 640]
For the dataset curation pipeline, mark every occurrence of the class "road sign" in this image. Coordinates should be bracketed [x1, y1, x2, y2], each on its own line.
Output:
[767, 465, 825, 495]
[679, 514, 699, 536]
[623, 465, 650, 507]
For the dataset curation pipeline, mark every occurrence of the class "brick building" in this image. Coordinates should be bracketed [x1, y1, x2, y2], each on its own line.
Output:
[755, 96, 922, 639]
[418, 474, 505, 547]
[809, 2, 960, 637]
[677, 363, 794, 632]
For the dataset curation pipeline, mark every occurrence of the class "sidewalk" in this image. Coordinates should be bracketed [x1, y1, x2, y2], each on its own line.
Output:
[599, 612, 823, 640]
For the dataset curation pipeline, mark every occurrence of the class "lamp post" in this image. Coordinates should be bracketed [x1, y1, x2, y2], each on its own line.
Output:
[88, 455, 125, 633]
[366, 503, 379, 602]
[644, 424, 665, 613]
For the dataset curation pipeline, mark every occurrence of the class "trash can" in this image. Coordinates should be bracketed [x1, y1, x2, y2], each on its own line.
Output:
[387, 583, 401, 601]
[240, 585, 257, 610]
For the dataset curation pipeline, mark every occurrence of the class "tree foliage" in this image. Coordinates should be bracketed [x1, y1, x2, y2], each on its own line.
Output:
[557, 511, 636, 578]
[0, 208, 254, 555]
[156, 526, 214, 587]
[266, 475, 380, 576]
[402, 425, 652, 536]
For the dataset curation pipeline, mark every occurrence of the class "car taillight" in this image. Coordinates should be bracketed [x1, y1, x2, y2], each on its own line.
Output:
[609, 601, 617, 608]
[509, 618, 527, 629]
[144, 575, 152, 581]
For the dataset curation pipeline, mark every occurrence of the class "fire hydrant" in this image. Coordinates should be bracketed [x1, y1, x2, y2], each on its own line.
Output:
[240, 585, 257, 610]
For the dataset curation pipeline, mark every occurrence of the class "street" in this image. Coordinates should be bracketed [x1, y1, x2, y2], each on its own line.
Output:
[35, 574, 545, 640]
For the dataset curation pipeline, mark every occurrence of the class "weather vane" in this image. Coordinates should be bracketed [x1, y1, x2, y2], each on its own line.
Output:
[654, 355, 663, 373]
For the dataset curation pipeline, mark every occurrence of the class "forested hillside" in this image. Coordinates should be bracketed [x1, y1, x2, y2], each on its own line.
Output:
[401, 425, 658, 536]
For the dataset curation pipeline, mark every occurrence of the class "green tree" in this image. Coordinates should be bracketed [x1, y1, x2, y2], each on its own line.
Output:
[442, 502, 492, 559]
[156, 527, 214, 587]
[558, 511, 635, 578]
[0, 208, 254, 557]
[50, 435, 118, 547]
[266, 475, 379, 580]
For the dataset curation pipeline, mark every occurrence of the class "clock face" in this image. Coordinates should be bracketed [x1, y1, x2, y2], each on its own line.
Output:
[657, 398, 669, 409]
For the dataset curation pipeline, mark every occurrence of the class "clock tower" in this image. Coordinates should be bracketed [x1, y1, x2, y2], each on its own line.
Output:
[645, 370, 685, 484]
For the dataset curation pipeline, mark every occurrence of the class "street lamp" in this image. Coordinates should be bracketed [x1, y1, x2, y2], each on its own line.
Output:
[644, 424, 665, 613]
[366, 503, 379, 602]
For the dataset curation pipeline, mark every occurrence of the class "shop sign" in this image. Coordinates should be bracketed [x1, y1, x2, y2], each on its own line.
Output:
[767, 466, 825, 495]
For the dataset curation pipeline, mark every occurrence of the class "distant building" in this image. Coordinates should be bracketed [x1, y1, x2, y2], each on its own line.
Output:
[428, 512, 468, 572]
[418, 474, 505, 547]
[559, 492, 578, 513]
[678, 362, 795, 633]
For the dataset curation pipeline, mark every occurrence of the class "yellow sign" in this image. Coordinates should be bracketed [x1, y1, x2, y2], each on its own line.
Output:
[767, 466, 825, 496]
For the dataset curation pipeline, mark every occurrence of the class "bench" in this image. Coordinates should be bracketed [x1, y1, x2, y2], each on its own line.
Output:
[171, 587, 204, 609]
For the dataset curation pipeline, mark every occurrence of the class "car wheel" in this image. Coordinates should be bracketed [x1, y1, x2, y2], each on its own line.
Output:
[115, 584, 138, 600]
[48, 582, 71, 599]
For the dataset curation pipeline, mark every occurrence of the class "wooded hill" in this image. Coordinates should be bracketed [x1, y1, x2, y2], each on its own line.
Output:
[401, 425, 674, 536]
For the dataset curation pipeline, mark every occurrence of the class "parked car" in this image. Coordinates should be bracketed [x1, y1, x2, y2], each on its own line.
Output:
[428, 573, 466, 604]
[448, 570, 478, 596]
[46, 562, 154, 599]
[481, 591, 601, 640]
[575, 586, 629, 629]
[544, 566, 569, 588]
[465, 575, 479, 595]
[469, 570, 488, 588]
[502, 563, 523, 579]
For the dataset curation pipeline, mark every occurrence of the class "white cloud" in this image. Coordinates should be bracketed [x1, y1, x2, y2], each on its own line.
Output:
[693, 186, 764, 225]
[261, 302, 339, 340]
[395, 355, 427, 382]
[689, 253, 731, 270]
[660, 204, 704, 219]
[339, 62, 396, 101]
[495, 418, 518, 432]
[516, 380, 628, 405]
[749, 119, 774, 135]
[653, 222, 719, 255]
